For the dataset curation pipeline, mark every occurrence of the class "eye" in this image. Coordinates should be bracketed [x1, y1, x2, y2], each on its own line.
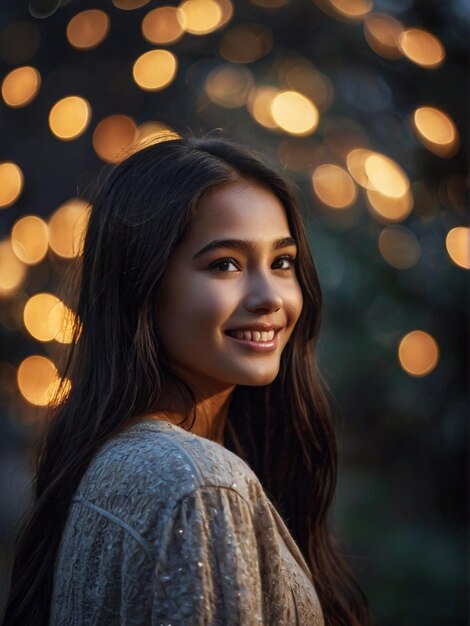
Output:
[208, 255, 297, 273]
[208, 257, 239, 273]
[272, 255, 297, 270]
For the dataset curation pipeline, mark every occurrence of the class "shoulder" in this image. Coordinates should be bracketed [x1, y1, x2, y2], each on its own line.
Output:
[76, 419, 261, 508]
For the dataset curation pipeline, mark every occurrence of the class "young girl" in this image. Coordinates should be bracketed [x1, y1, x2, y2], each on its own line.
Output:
[3, 136, 371, 625]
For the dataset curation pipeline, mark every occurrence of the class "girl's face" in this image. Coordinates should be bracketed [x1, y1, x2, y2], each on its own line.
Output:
[156, 179, 303, 395]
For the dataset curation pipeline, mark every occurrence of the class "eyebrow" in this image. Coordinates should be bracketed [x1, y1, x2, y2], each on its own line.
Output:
[192, 237, 298, 260]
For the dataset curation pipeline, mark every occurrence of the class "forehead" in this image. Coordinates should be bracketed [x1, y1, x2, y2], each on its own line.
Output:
[188, 180, 291, 239]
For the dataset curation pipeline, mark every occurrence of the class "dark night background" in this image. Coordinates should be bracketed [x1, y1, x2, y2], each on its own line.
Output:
[0, 0, 468, 624]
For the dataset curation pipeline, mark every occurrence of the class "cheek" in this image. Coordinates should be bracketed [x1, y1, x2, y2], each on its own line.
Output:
[158, 276, 235, 339]
[286, 280, 303, 325]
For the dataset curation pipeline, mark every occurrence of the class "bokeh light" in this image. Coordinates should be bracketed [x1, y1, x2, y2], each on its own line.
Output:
[364, 153, 410, 198]
[277, 57, 333, 111]
[346, 148, 374, 187]
[113, 0, 151, 10]
[177, 0, 224, 35]
[398, 330, 439, 377]
[23, 293, 61, 342]
[23, 293, 76, 344]
[398, 28, 445, 68]
[247, 86, 280, 129]
[11, 215, 48, 265]
[366, 188, 414, 223]
[0, 239, 27, 297]
[445, 227, 470, 270]
[66, 10, 110, 50]
[92, 114, 138, 163]
[0, 162, 24, 209]
[141, 6, 184, 44]
[312, 164, 357, 209]
[271, 90, 319, 136]
[48, 198, 90, 258]
[17, 355, 69, 406]
[1, 66, 41, 107]
[48, 96, 91, 141]
[413, 106, 459, 157]
[363, 13, 404, 60]
[219, 23, 272, 63]
[378, 225, 421, 269]
[206, 65, 254, 108]
[133, 49, 178, 91]
[325, 0, 373, 21]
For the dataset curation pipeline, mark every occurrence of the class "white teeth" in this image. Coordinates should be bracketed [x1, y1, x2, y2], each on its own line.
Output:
[228, 329, 276, 342]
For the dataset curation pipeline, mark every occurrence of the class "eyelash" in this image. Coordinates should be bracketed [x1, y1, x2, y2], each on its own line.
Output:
[208, 255, 297, 273]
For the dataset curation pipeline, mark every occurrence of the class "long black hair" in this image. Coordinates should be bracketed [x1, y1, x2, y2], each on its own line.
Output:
[3, 135, 371, 625]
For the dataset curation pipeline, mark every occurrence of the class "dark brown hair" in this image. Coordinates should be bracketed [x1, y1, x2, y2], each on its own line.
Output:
[3, 135, 371, 625]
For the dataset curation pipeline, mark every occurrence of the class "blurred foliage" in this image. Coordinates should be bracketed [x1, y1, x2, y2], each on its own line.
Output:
[0, 0, 468, 624]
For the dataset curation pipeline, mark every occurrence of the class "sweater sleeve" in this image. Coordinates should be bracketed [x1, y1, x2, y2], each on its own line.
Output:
[151, 485, 264, 626]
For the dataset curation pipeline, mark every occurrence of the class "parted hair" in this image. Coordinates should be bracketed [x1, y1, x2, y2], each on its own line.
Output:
[3, 135, 371, 625]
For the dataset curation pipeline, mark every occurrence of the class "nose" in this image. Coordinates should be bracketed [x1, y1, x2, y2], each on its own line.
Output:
[244, 271, 283, 313]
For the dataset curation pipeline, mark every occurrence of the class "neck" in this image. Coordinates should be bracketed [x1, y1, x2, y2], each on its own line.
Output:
[144, 373, 235, 445]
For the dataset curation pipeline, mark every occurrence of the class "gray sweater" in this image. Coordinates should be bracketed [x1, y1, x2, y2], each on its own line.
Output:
[50, 419, 324, 625]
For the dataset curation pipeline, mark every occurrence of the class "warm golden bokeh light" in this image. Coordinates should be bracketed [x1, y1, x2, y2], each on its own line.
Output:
[49, 96, 91, 140]
[11, 215, 49, 265]
[271, 90, 319, 136]
[206, 65, 254, 108]
[92, 115, 138, 163]
[445, 227, 470, 270]
[247, 86, 280, 129]
[365, 153, 410, 198]
[133, 49, 178, 92]
[312, 164, 357, 209]
[23, 293, 61, 342]
[0, 239, 27, 297]
[327, 0, 373, 20]
[346, 148, 374, 188]
[364, 13, 404, 59]
[398, 331, 439, 377]
[413, 106, 459, 157]
[66, 9, 110, 50]
[17, 355, 68, 406]
[141, 6, 184, 44]
[177, 0, 223, 35]
[0, 162, 24, 208]
[213, 0, 234, 28]
[378, 225, 421, 269]
[1, 65, 41, 107]
[278, 57, 333, 111]
[366, 188, 414, 223]
[219, 23, 272, 64]
[48, 198, 90, 258]
[113, 0, 151, 9]
[398, 28, 445, 68]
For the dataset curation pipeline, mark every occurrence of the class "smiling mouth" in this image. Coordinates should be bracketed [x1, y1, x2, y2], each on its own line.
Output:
[225, 329, 277, 342]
